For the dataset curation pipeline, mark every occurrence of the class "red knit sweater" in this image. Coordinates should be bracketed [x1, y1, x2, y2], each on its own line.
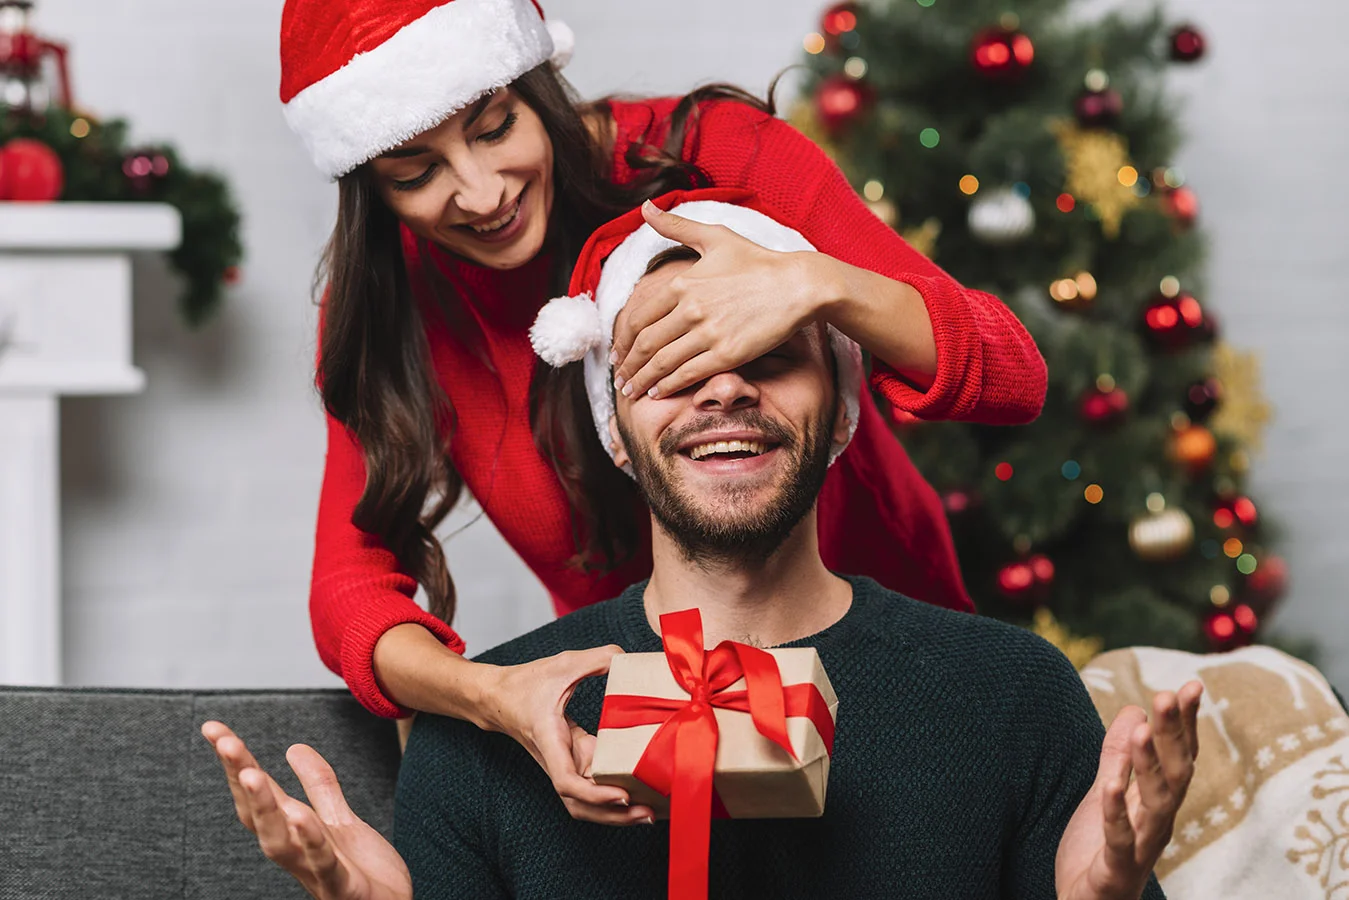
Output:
[310, 98, 1048, 718]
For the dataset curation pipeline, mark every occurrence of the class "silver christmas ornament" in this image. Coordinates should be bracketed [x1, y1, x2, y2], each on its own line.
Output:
[968, 186, 1035, 244]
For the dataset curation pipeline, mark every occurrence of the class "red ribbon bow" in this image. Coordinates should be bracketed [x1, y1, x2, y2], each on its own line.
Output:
[598, 608, 836, 900]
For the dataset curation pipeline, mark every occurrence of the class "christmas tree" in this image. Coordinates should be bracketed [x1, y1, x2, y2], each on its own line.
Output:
[795, 0, 1294, 659]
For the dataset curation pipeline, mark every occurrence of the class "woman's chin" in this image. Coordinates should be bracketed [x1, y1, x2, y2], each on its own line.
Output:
[437, 217, 547, 270]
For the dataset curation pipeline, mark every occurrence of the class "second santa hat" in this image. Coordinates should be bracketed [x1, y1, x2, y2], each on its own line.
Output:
[280, 0, 573, 180]
[530, 188, 865, 467]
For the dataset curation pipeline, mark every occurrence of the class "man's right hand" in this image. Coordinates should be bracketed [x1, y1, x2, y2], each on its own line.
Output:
[479, 645, 657, 826]
[202, 722, 412, 900]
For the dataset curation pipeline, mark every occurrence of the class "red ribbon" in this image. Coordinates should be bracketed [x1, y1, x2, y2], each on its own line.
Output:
[597, 609, 836, 900]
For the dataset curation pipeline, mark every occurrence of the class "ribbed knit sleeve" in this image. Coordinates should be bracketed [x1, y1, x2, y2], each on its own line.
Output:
[310, 392, 467, 720]
[685, 101, 1048, 425]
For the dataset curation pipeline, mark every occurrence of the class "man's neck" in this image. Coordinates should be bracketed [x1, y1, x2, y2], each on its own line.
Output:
[641, 511, 852, 649]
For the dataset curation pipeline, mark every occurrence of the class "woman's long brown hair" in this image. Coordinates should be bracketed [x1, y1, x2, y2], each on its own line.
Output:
[317, 64, 774, 622]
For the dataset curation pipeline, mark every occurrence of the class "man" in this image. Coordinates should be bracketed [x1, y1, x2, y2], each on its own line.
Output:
[206, 194, 1199, 900]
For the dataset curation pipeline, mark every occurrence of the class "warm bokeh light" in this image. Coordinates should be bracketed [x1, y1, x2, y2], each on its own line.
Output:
[1056, 193, 1075, 212]
[803, 33, 826, 54]
[995, 462, 1014, 481]
[1084, 484, 1104, 504]
[959, 174, 979, 195]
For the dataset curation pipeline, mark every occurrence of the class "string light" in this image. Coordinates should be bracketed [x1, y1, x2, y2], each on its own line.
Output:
[70, 118, 91, 139]
[1061, 460, 1081, 480]
[1056, 193, 1075, 212]
[1075, 271, 1098, 300]
[803, 33, 826, 54]
[1237, 554, 1258, 575]
[959, 174, 980, 195]
[862, 179, 885, 201]
[1146, 492, 1166, 513]
[1223, 538, 1243, 558]
[919, 127, 940, 148]
[995, 462, 1014, 481]
[1084, 484, 1104, 504]
[1200, 539, 1220, 559]
[1210, 585, 1231, 606]
[1164, 167, 1185, 188]
[1117, 166, 1139, 187]
[844, 56, 868, 79]
[1084, 69, 1109, 92]
[1049, 278, 1079, 304]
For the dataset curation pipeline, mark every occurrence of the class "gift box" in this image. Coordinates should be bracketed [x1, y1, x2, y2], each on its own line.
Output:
[592, 645, 838, 818]
[590, 608, 839, 900]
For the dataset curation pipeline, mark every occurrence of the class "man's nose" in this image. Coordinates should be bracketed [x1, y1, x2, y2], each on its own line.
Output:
[693, 371, 760, 412]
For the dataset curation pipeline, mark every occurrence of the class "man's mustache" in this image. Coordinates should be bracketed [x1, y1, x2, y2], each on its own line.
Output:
[658, 410, 797, 458]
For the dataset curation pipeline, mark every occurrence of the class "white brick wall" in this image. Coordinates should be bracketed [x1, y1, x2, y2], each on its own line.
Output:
[42, 0, 1347, 693]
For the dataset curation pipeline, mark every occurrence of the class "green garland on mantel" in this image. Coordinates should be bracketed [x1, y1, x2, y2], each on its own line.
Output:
[0, 106, 243, 327]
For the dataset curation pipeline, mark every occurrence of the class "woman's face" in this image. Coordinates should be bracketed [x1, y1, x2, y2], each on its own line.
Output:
[368, 87, 554, 270]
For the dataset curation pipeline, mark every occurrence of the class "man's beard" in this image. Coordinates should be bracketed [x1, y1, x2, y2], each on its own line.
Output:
[619, 404, 836, 568]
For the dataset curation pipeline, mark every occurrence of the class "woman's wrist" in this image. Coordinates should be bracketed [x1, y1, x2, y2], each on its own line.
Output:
[372, 623, 500, 729]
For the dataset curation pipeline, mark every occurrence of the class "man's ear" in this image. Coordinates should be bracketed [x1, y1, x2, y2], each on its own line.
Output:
[608, 415, 631, 469]
[831, 393, 852, 451]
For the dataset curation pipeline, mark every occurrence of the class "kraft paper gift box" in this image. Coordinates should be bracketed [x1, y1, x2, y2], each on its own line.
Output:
[591, 646, 839, 819]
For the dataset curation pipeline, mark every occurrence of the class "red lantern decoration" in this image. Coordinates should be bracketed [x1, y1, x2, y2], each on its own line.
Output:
[996, 553, 1054, 604]
[814, 73, 871, 132]
[0, 0, 74, 113]
[1074, 88, 1123, 129]
[1169, 24, 1206, 63]
[1080, 385, 1130, 425]
[1142, 291, 1209, 350]
[1212, 496, 1258, 532]
[1164, 185, 1199, 228]
[970, 27, 1034, 79]
[0, 137, 63, 201]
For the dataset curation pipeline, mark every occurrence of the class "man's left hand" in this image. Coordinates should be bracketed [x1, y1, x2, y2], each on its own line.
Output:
[1056, 681, 1203, 900]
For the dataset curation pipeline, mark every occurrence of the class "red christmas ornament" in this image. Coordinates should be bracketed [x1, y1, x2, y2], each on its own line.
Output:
[821, 1, 859, 51]
[1074, 88, 1123, 129]
[814, 74, 871, 132]
[0, 138, 63, 201]
[1142, 291, 1209, 349]
[1169, 24, 1206, 63]
[970, 27, 1034, 79]
[223, 266, 242, 285]
[1242, 554, 1289, 614]
[1163, 185, 1199, 228]
[996, 553, 1054, 604]
[1080, 385, 1130, 425]
[1183, 378, 1222, 422]
[1212, 496, 1258, 532]
[1204, 607, 1253, 651]
[942, 489, 979, 515]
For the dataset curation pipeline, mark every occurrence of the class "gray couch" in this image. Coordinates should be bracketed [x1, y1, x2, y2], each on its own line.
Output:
[0, 687, 400, 899]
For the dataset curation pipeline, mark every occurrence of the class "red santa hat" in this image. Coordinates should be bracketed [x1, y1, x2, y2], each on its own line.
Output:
[529, 188, 865, 470]
[279, 0, 574, 180]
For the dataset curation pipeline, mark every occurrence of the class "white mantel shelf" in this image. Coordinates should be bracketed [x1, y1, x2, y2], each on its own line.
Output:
[0, 202, 183, 686]
[0, 202, 181, 251]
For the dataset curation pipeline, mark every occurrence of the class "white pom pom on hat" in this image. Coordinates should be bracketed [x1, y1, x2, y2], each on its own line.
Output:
[280, 0, 575, 180]
[529, 188, 866, 471]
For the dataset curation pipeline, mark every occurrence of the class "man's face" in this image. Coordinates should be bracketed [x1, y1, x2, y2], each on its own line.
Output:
[610, 259, 850, 565]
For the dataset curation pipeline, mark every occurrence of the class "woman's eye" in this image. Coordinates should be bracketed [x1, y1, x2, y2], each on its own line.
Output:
[390, 165, 437, 192]
[478, 111, 518, 144]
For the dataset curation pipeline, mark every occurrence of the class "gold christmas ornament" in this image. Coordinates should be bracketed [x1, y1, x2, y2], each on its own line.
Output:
[1129, 507, 1195, 561]
[1209, 342, 1272, 453]
[1052, 120, 1142, 238]
[1031, 608, 1102, 670]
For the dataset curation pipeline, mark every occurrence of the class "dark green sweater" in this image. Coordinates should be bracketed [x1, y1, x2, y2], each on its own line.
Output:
[395, 576, 1166, 899]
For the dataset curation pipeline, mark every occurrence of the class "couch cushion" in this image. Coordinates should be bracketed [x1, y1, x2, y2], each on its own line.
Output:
[0, 687, 399, 900]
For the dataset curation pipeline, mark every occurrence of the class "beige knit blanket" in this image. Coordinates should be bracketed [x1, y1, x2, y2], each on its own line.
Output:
[1082, 646, 1349, 899]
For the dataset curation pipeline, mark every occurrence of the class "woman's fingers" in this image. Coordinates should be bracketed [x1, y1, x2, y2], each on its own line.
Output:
[289, 802, 350, 896]
[535, 715, 629, 809]
[611, 284, 679, 378]
[202, 722, 269, 832]
[241, 767, 306, 869]
[1101, 775, 1138, 871]
[1151, 691, 1197, 795]
[1178, 681, 1204, 761]
[640, 201, 728, 252]
[625, 332, 714, 400]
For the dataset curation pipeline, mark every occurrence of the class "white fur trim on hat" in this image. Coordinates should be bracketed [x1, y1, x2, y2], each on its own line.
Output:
[531, 201, 865, 474]
[545, 20, 574, 68]
[283, 0, 557, 180]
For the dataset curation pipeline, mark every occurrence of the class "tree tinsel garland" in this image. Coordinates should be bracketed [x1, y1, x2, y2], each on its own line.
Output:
[0, 106, 242, 326]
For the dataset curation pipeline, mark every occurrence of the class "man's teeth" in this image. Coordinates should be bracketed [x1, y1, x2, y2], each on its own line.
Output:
[688, 440, 768, 460]
[470, 203, 519, 233]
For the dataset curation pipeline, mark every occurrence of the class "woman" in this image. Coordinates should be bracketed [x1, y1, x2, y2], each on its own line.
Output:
[281, 0, 1046, 824]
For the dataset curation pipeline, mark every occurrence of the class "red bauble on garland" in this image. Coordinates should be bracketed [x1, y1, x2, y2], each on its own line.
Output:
[997, 554, 1054, 604]
[1142, 291, 1211, 350]
[971, 27, 1034, 79]
[820, 2, 859, 51]
[0, 138, 64, 201]
[814, 74, 871, 132]
[1204, 604, 1257, 651]
[1074, 88, 1123, 129]
[1080, 385, 1130, 425]
[1163, 185, 1199, 228]
[122, 148, 171, 195]
[1169, 24, 1206, 63]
